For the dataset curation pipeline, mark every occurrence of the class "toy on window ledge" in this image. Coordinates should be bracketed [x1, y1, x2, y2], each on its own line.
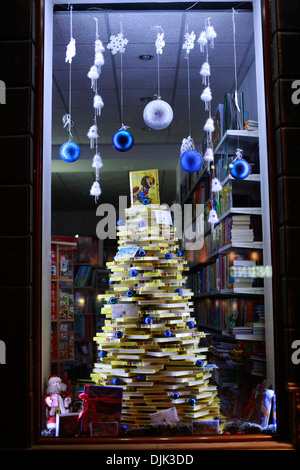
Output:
[44, 375, 72, 434]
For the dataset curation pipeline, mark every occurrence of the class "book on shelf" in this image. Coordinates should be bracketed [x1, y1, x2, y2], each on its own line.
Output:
[74, 265, 92, 287]
[244, 120, 258, 131]
[213, 103, 224, 148]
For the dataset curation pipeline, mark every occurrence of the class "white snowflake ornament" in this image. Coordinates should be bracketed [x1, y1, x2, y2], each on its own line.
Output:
[65, 37, 76, 64]
[182, 31, 196, 56]
[107, 32, 128, 55]
[155, 32, 165, 54]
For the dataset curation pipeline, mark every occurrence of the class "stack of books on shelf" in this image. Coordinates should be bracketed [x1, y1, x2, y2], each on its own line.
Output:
[229, 215, 254, 244]
[244, 120, 258, 131]
[74, 265, 92, 287]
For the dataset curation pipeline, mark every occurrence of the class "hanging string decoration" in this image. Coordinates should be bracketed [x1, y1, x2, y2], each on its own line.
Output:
[88, 17, 105, 202]
[143, 26, 173, 130]
[180, 26, 202, 173]
[230, 8, 250, 180]
[107, 25, 134, 152]
[198, 18, 219, 231]
[59, 5, 81, 163]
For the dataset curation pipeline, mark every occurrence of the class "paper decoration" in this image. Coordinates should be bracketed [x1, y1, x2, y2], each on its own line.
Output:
[91, 170, 221, 429]
[107, 32, 129, 54]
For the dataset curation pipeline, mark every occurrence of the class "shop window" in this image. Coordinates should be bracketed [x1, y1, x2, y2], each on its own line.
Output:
[42, 0, 276, 440]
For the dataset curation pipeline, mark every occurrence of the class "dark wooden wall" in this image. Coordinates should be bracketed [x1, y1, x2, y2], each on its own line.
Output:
[0, 0, 299, 449]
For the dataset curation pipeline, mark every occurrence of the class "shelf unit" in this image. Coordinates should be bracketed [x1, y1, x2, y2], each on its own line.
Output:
[50, 239, 77, 376]
[181, 129, 268, 418]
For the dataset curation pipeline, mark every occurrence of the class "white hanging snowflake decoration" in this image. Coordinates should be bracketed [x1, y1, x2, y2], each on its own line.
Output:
[107, 32, 129, 55]
[155, 32, 165, 54]
[182, 31, 196, 55]
[180, 135, 195, 155]
[65, 37, 76, 64]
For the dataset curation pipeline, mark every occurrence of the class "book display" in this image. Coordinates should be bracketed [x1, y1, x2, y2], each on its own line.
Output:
[181, 119, 269, 420]
[91, 170, 221, 431]
[51, 238, 77, 376]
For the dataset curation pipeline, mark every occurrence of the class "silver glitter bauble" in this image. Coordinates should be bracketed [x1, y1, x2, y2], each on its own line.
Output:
[143, 98, 173, 130]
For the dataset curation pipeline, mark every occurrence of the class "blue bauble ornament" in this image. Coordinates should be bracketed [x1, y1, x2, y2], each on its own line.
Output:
[142, 197, 150, 205]
[99, 350, 107, 358]
[175, 288, 183, 295]
[145, 316, 153, 325]
[130, 269, 138, 277]
[109, 279, 115, 285]
[138, 249, 146, 257]
[171, 392, 180, 400]
[112, 128, 134, 152]
[165, 252, 172, 259]
[59, 141, 81, 163]
[187, 321, 195, 329]
[164, 329, 172, 337]
[180, 150, 202, 173]
[120, 425, 127, 432]
[137, 374, 146, 381]
[230, 159, 250, 179]
[189, 397, 197, 406]
[109, 297, 117, 304]
[113, 377, 120, 385]
[115, 330, 123, 339]
[127, 289, 134, 297]
[117, 219, 124, 226]
[176, 250, 182, 257]
[196, 359, 204, 367]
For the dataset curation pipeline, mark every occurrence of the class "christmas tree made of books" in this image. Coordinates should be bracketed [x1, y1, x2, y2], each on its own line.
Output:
[91, 170, 221, 429]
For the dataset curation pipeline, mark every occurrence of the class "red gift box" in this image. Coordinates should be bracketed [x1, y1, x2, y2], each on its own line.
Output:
[78, 385, 123, 433]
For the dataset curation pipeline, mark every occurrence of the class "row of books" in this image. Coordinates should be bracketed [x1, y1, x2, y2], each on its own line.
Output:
[51, 247, 74, 280]
[51, 322, 74, 362]
[195, 297, 264, 330]
[244, 120, 258, 131]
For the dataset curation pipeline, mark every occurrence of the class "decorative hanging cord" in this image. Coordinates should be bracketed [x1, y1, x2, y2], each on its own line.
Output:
[64, 4, 76, 142]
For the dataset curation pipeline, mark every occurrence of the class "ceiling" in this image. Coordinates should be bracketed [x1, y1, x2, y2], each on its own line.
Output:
[51, 2, 255, 234]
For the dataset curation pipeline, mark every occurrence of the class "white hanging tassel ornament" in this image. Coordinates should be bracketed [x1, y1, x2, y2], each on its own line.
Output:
[204, 117, 215, 136]
[95, 38, 105, 53]
[208, 208, 219, 232]
[206, 18, 217, 48]
[180, 135, 195, 155]
[87, 124, 99, 148]
[211, 177, 222, 193]
[90, 180, 102, 201]
[93, 94, 104, 116]
[87, 65, 99, 91]
[92, 153, 103, 169]
[94, 51, 104, 67]
[197, 30, 207, 53]
[65, 37, 76, 64]
[201, 86, 212, 110]
[200, 62, 210, 85]
[204, 147, 214, 164]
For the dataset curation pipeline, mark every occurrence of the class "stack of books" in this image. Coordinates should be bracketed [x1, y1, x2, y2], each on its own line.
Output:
[244, 120, 258, 131]
[229, 215, 254, 244]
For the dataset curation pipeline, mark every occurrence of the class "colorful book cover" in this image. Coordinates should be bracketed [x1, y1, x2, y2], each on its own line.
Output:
[129, 169, 160, 206]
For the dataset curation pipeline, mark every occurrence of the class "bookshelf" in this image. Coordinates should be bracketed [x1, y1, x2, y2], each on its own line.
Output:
[181, 128, 268, 418]
[50, 239, 77, 376]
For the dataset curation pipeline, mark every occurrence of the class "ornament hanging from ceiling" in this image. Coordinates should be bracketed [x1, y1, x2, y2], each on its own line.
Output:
[107, 24, 134, 152]
[59, 5, 81, 163]
[143, 26, 173, 130]
[180, 26, 202, 173]
[88, 17, 105, 202]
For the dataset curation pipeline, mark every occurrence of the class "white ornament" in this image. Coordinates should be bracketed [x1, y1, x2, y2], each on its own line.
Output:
[87, 65, 100, 91]
[65, 37, 76, 64]
[155, 32, 165, 54]
[208, 208, 219, 232]
[204, 147, 214, 163]
[90, 181, 102, 200]
[93, 94, 104, 115]
[201, 86, 212, 110]
[182, 31, 196, 55]
[180, 135, 195, 155]
[94, 51, 104, 67]
[211, 177, 222, 193]
[204, 117, 215, 134]
[143, 98, 173, 130]
[197, 31, 207, 53]
[92, 153, 103, 169]
[200, 61, 210, 85]
[87, 125, 99, 148]
[95, 39, 105, 53]
[206, 20, 217, 48]
[107, 32, 128, 55]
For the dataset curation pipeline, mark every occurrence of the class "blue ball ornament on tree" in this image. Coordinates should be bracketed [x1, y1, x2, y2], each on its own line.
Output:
[115, 330, 123, 339]
[109, 297, 117, 304]
[171, 392, 180, 400]
[165, 252, 172, 260]
[175, 288, 183, 295]
[196, 359, 204, 367]
[145, 316, 153, 325]
[164, 329, 172, 338]
[137, 374, 146, 382]
[99, 350, 107, 359]
[138, 249, 146, 257]
[126, 289, 134, 297]
[230, 158, 251, 179]
[113, 377, 120, 385]
[188, 397, 197, 406]
[176, 250, 182, 257]
[180, 150, 202, 173]
[187, 321, 195, 329]
[59, 141, 81, 163]
[142, 197, 150, 205]
[112, 128, 134, 152]
[130, 269, 138, 277]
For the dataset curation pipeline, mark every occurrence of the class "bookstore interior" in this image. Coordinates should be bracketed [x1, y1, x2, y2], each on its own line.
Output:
[43, 1, 276, 439]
